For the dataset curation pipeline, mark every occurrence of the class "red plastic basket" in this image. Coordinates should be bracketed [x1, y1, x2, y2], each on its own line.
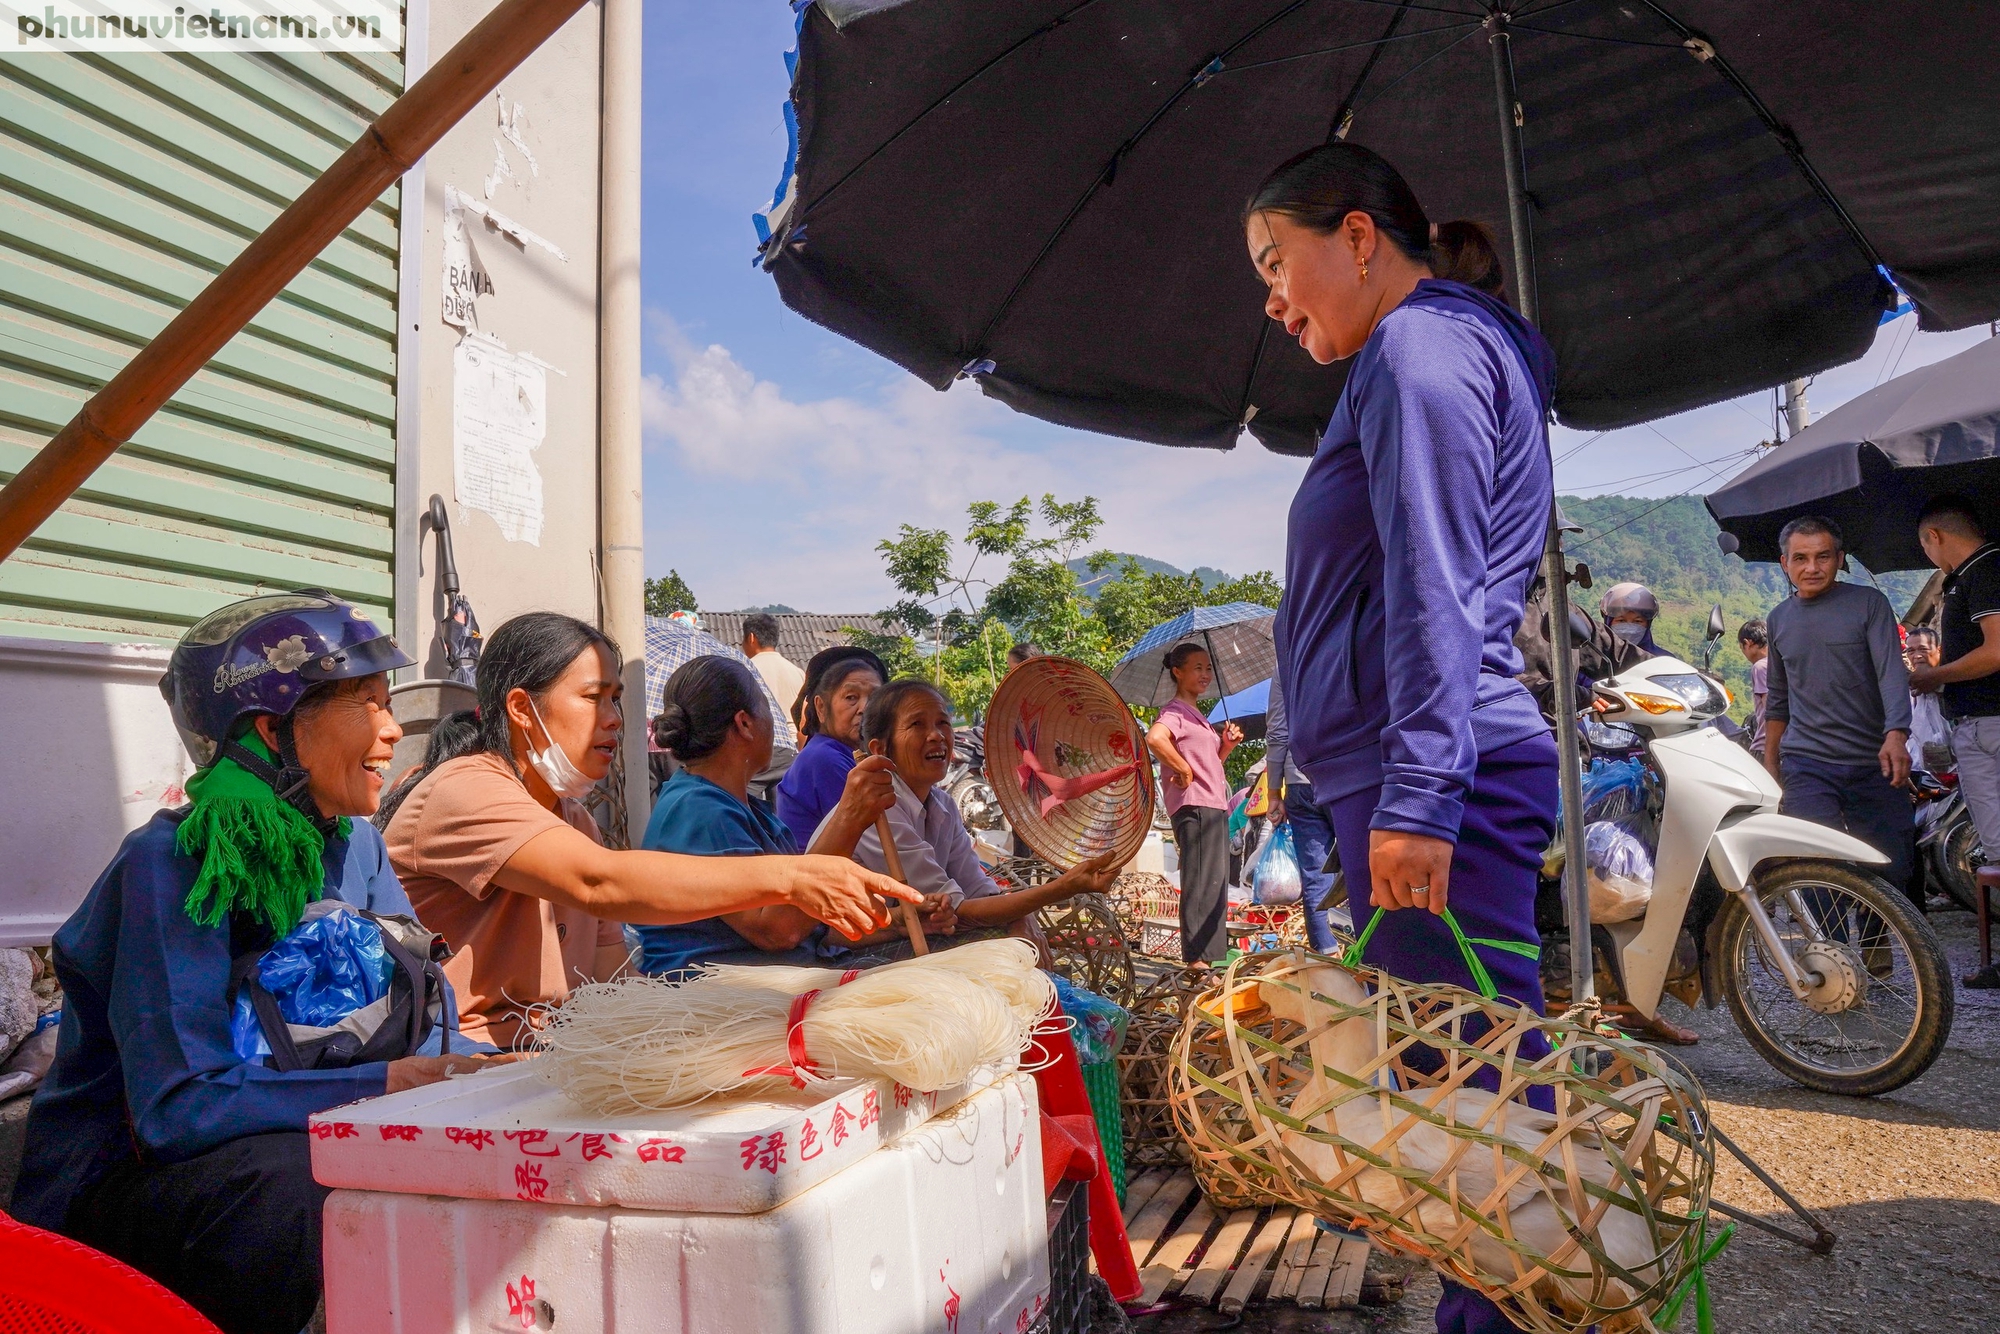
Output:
[0, 1212, 220, 1333]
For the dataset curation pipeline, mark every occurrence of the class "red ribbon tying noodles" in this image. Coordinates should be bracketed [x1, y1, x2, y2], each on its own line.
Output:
[742, 971, 861, 1087]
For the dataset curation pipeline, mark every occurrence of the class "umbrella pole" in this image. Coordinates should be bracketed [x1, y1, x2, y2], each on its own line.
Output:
[1491, 16, 1592, 1006]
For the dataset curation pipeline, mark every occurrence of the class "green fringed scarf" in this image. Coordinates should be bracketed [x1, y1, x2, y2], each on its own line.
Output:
[176, 733, 350, 937]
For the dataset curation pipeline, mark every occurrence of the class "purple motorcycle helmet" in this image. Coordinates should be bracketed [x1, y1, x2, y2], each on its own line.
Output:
[160, 590, 416, 774]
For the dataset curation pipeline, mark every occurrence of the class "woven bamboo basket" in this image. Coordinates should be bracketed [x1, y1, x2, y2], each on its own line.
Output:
[1115, 965, 1213, 1170]
[1035, 891, 1139, 1008]
[1169, 949, 1718, 1334]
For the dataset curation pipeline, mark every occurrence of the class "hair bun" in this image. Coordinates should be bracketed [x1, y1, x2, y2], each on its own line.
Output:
[652, 704, 692, 754]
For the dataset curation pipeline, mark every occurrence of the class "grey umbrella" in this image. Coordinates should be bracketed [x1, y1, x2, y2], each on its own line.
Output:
[1707, 334, 2000, 571]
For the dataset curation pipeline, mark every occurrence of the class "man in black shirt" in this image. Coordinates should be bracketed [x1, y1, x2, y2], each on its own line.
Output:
[1911, 498, 2000, 985]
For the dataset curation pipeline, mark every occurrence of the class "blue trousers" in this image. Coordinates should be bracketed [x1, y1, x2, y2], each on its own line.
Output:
[1326, 732, 1559, 1334]
[1777, 755, 1914, 891]
[1284, 781, 1344, 952]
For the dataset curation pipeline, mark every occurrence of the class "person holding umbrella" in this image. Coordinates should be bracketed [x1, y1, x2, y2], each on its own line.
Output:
[1247, 143, 1559, 1334]
[1145, 642, 1240, 963]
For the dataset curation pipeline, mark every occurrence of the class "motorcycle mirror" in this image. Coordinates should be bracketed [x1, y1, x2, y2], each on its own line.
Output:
[1716, 531, 1741, 556]
[1567, 607, 1595, 647]
[1706, 604, 1726, 642]
[1572, 560, 1593, 591]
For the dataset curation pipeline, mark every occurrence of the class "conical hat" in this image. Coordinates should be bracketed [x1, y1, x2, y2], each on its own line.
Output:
[985, 655, 1155, 870]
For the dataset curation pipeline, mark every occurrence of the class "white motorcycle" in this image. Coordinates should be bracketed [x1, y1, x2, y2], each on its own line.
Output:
[1561, 615, 1953, 1096]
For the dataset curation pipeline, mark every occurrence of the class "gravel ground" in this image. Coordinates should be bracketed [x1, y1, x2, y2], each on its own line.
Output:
[1132, 906, 2000, 1334]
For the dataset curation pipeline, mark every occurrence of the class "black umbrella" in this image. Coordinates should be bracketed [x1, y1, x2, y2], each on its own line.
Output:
[758, 0, 1999, 1005]
[1707, 334, 2000, 572]
[761, 1, 1997, 452]
[423, 494, 483, 685]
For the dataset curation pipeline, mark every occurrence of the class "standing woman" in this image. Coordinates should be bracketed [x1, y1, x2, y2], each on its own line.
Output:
[1245, 144, 1558, 1334]
[1146, 643, 1240, 963]
[774, 646, 887, 851]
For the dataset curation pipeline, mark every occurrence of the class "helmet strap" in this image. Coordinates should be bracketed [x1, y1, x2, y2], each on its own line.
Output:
[220, 718, 336, 835]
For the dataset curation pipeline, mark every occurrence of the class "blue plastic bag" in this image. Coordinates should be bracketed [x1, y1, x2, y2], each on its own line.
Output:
[1253, 822, 1302, 906]
[1050, 974, 1130, 1065]
[1577, 756, 1648, 824]
[230, 905, 394, 1061]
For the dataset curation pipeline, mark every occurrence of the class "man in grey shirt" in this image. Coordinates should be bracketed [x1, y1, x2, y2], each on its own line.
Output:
[1764, 515, 1914, 891]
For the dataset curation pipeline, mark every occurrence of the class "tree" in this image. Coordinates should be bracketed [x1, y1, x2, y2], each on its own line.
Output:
[644, 570, 698, 616]
[859, 493, 1281, 722]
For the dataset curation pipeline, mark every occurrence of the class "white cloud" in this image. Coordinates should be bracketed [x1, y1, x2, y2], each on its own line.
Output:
[639, 311, 1308, 611]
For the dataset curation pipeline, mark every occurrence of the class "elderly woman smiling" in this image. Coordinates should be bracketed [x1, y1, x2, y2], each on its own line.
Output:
[828, 679, 1122, 957]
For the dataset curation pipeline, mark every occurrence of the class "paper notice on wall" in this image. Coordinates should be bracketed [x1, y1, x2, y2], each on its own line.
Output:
[453, 334, 548, 545]
[441, 185, 492, 331]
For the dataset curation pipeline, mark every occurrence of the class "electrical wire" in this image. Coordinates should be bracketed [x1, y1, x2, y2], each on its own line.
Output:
[1570, 451, 1759, 550]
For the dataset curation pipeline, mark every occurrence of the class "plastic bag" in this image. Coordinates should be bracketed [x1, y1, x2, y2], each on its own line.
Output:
[1579, 757, 1648, 824]
[1051, 974, 1130, 1065]
[230, 904, 394, 1061]
[1253, 823, 1303, 906]
[1583, 818, 1655, 923]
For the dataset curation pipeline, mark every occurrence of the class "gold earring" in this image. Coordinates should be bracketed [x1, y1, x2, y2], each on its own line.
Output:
[1359, 260, 1370, 284]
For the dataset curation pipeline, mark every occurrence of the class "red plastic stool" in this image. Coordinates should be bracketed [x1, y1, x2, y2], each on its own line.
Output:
[0, 1212, 221, 1333]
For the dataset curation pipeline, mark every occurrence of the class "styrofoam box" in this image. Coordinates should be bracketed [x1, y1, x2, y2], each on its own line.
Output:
[322, 1074, 1050, 1334]
[309, 1062, 1015, 1214]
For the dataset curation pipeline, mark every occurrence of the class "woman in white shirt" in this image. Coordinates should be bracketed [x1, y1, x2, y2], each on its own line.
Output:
[820, 679, 1120, 956]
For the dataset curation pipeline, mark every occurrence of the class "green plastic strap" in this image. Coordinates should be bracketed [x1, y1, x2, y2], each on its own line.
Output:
[1340, 907, 1540, 1001]
[1657, 1221, 1734, 1334]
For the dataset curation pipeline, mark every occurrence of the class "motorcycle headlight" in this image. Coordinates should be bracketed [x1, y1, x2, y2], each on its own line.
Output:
[1582, 713, 1643, 750]
[1648, 672, 1730, 716]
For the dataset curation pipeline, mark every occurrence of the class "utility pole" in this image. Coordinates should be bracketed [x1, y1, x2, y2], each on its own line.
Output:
[1783, 378, 1810, 438]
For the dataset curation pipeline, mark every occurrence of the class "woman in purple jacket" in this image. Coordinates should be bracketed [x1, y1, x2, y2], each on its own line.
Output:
[1245, 144, 1559, 1334]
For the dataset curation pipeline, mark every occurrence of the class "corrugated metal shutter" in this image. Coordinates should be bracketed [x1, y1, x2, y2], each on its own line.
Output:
[0, 49, 403, 643]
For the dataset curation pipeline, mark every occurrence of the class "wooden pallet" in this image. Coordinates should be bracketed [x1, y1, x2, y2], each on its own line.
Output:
[1116, 1168, 1375, 1314]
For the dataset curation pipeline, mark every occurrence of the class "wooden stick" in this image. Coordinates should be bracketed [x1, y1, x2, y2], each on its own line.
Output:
[873, 815, 929, 956]
[0, 0, 593, 560]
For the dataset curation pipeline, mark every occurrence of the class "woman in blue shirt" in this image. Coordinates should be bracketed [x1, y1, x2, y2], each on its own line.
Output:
[774, 646, 886, 850]
[638, 655, 927, 977]
[14, 593, 505, 1334]
[1245, 144, 1559, 1334]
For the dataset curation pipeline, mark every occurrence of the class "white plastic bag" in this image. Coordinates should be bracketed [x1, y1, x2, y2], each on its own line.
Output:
[1253, 824, 1303, 906]
[1583, 819, 1654, 923]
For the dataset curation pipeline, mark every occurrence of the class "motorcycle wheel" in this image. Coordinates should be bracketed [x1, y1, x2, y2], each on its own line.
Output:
[1933, 819, 1983, 912]
[1715, 860, 1953, 1097]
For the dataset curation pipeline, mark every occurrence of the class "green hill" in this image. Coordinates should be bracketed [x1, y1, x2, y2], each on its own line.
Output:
[1561, 495, 1930, 719]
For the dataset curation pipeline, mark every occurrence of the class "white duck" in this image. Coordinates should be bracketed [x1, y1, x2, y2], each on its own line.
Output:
[1245, 960, 1665, 1326]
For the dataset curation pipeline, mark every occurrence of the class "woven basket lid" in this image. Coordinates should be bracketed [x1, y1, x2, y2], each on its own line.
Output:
[985, 655, 1155, 870]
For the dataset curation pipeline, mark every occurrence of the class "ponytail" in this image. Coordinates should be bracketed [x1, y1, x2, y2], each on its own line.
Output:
[1429, 219, 1504, 297]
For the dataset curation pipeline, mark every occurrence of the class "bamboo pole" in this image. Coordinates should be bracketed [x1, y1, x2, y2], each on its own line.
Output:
[0, 0, 593, 561]
[874, 815, 931, 956]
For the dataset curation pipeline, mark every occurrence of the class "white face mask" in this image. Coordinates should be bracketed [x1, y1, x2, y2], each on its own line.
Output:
[1611, 621, 1649, 645]
[526, 698, 597, 800]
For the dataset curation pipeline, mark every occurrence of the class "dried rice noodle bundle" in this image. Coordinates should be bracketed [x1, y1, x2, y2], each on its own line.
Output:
[695, 938, 1055, 1026]
[537, 940, 1053, 1115]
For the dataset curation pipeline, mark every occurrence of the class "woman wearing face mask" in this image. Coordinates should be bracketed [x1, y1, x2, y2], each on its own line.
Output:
[631, 656, 943, 978]
[379, 614, 912, 1048]
[1145, 643, 1241, 964]
[774, 647, 888, 852]
[1596, 582, 1661, 673]
[14, 592, 507, 1334]
[1246, 143, 1561, 1334]
[833, 680, 1121, 958]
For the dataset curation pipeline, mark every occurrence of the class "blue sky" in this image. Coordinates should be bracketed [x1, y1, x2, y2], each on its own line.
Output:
[638, 1, 1992, 613]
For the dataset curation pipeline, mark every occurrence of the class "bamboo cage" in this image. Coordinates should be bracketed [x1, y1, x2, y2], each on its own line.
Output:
[1034, 892, 1139, 1007]
[1169, 950, 1716, 1334]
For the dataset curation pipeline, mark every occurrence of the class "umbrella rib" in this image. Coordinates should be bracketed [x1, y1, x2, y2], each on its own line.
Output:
[1352, 22, 1485, 112]
[1218, 19, 1483, 78]
[969, 0, 1335, 358]
[795, 0, 1114, 222]
[1324, 0, 1418, 141]
[1630, 0, 1888, 276]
